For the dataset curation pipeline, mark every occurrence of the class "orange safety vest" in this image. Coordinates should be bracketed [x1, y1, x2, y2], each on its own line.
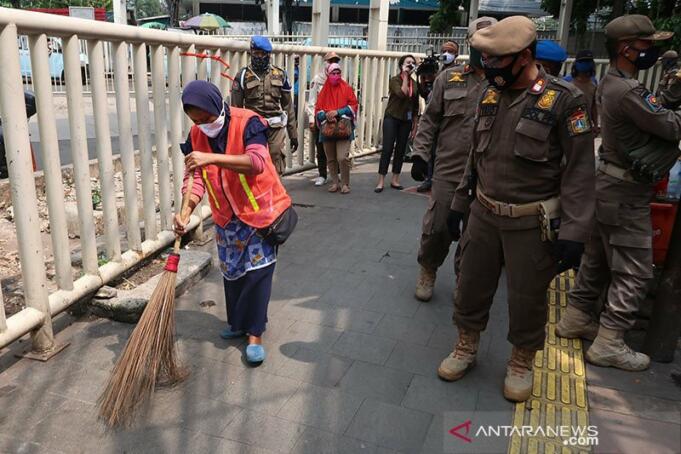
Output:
[190, 107, 291, 229]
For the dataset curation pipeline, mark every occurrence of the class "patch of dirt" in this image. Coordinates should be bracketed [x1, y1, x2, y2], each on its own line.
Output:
[109, 255, 167, 291]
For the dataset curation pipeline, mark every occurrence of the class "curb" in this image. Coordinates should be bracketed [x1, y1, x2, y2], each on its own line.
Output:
[90, 249, 212, 323]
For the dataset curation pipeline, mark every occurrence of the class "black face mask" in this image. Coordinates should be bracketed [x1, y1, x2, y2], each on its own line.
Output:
[484, 53, 523, 90]
[662, 58, 677, 70]
[624, 45, 660, 70]
[251, 54, 270, 73]
[418, 81, 434, 99]
[469, 47, 483, 69]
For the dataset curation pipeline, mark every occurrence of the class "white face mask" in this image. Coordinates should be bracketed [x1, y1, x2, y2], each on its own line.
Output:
[441, 52, 456, 66]
[198, 109, 225, 138]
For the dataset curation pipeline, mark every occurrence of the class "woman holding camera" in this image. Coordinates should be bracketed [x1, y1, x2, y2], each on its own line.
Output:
[375, 54, 419, 193]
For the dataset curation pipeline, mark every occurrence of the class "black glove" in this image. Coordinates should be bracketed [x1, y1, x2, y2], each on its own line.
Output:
[552, 239, 584, 273]
[447, 210, 465, 241]
[411, 155, 429, 181]
[290, 137, 299, 153]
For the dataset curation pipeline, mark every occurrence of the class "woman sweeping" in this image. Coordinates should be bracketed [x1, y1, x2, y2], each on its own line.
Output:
[174, 80, 292, 364]
[314, 62, 358, 194]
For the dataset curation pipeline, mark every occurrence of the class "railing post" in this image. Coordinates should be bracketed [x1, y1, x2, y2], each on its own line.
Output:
[182, 44, 198, 135]
[0, 24, 53, 351]
[0, 284, 6, 333]
[296, 49, 308, 168]
[151, 44, 172, 232]
[29, 33, 73, 291]
[168, 46, 185, 207]
[113, 41, 142, 252]
[65, 34, 99, 275]
[133, 43, 158, 242]
[88, 39, 122, 262]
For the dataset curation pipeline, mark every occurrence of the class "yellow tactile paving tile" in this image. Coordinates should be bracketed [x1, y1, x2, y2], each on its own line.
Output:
[508, 273, 593, 454]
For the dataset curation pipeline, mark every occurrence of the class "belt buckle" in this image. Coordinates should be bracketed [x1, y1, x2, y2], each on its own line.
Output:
[498, 203, 512, 217]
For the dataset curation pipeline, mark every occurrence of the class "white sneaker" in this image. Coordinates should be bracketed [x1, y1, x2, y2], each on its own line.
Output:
[314, 176, 327, 186]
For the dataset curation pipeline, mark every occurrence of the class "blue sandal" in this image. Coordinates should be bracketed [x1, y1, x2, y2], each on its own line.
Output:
[246, 344, 266, 364]
[220, 327, 246, 339]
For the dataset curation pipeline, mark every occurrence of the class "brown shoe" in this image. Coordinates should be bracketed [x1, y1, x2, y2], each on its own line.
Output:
[556, 304, 599, 341]
[328, 184, 339, 193]
[503, 347, 536, 402]
[438, 329, 479, 381]
[586, 326, 650, 371]
[415, 266, 436, 302]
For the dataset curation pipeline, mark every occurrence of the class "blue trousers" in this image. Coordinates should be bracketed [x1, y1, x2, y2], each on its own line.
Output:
[223, 263, 275, 337]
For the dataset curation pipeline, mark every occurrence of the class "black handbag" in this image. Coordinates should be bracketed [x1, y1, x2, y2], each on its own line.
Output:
[258, 205, 298, 245]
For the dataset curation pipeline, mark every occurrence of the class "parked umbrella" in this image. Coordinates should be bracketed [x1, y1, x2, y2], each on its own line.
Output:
[180, 13, 230, 30]
[139, 21, 167, 30]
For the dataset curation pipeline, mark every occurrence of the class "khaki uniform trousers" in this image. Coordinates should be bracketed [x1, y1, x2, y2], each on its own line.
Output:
[323, 140, 352, 186]
[417, 179, 461, 273]
[569, 196, 653, 331]
[267, 127, 287, 175]
[454, 201, 558, 350]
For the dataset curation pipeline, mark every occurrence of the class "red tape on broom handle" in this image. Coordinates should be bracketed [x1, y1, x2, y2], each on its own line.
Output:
[173, 172, 194, 255]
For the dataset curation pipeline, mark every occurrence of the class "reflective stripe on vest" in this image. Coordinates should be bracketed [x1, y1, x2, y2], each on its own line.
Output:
[238, 174, 260, 212]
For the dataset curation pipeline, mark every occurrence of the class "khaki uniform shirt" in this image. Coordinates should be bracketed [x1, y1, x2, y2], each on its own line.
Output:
[659, 67, 681, 110]
[452, 67, 596, 243]
[231, 65, 297, 139]
[412, 64, 486, 184]
[598, 67, 681, 170]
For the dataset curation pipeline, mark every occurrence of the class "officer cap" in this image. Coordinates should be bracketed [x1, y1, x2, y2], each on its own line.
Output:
[662, 50, 678, 59]
[324, 51, 340, 61]
[441, 41, 459, 53]
[250, 35, 273, 53]
[469, 16, 537, 57]
[467, 16, 498, 39]
[536, 40, 568, 63]
[575, 49, 594, 61]
[604, 14, 673, 41]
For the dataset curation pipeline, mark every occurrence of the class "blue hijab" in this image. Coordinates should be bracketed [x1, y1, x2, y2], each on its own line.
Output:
[181, 80, 230, 154]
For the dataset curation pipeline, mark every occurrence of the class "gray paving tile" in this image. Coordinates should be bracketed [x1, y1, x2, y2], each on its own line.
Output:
[290, 428, 381, 454]
[384, 341, 451, 377]
[401, 374, 479, 415]
[345, 399, 433, 453]
[275, 298, 383, 334]
[590, 408, 681, 454]
[331, 331, 397, 365]
[586, 358, 681, 402]
[337, 361, 413, 405]
[274, 346, 353, 387]
[182, 433, 279, 454]
[589, 385, 681, 425]
[277, 383, 364, 434]
[361, 290, 421, 318]
[214, 368, 301, 416]
[412, 299, 457, 327]
[373, 314, 436, 346]
[267, 320, 344, 353]
[221, 410, 307, 453]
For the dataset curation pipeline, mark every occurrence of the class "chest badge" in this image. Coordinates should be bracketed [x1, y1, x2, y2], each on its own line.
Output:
[537, 89, 559, 110]
[481, 88, 499, 104]
[448, 72, 464, 83]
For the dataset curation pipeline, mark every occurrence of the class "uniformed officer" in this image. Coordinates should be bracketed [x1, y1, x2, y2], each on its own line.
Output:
[231, 36, 298, 175]
[535, 39, 568, 77]
[657, 49, 679, 94]
[410, 17, 497, 302]
[556, 15, 681, 371]
[440, 41, 460, 71]
[437, 16, 596, 402]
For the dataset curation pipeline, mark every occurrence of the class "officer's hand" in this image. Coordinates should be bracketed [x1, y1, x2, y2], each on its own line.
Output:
[327, 110, 338, 120]
[290, 137, 299, 153]
[309, 121, 316, 132]
[446, 210, 465, 241]
[552, 239, 585, 273]
[410, 155, 429, 181]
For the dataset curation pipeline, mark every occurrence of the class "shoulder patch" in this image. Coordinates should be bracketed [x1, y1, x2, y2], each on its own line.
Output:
[566, 106, 592, 136]
[643, 92, 662, 112]
[530, 78, 546, 94]
[536, 89, 560, 110]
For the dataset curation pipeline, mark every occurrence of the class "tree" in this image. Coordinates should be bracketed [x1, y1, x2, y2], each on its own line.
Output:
[429, 0, 467, 33]
[164, 0, 179, 26]
[131, 0, 165, 19]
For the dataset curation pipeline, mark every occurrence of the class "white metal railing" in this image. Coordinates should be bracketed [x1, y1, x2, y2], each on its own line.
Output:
[0, 8, 414, 352]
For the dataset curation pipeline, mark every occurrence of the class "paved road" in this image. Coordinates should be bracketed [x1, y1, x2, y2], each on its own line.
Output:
[0, 158, 679, 453]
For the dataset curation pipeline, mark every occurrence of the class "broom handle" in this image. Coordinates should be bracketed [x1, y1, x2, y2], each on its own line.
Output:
[173, 171, 195, 254]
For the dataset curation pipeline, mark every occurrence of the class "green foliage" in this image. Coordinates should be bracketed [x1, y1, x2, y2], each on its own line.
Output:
[130, 0, 165, 19]
[1, 0, 113, 8]
[429, 0, 466, 33]
[654, 16, 681, 53]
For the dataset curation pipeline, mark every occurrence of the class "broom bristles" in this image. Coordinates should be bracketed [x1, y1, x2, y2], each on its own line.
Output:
[98, 269, 188, 428]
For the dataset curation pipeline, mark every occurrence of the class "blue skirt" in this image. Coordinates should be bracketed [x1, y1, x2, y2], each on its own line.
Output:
[223, 263, 275, 337]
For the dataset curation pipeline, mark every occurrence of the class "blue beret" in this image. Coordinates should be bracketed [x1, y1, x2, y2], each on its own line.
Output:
[536, 40, 568, 63]
[250, 36, 273, 52]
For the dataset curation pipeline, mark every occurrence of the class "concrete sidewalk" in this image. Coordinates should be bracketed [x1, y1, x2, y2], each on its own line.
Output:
[1, 157, 680, 454]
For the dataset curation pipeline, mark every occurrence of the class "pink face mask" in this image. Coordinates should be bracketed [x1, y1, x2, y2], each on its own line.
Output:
[329, 74, 341, 86]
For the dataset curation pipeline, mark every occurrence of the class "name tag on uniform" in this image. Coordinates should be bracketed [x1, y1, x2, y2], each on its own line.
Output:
[407, 111, 413, 121]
